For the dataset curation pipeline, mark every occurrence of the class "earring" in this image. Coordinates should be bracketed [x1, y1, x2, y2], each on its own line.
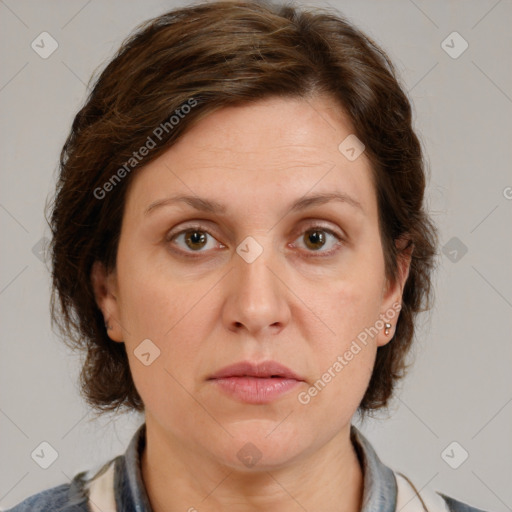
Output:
[105, 320, 112, 330]
[384, 322, 392, 336]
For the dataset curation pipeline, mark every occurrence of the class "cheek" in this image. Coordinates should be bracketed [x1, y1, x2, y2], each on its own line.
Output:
[114, 242, 216, 390]
[115, 239, 188, 339]
[299, 252, 384, 403]
[296, 281, 380, 421]
[317, 281, 380, 376]
[315, 255, 385, 349]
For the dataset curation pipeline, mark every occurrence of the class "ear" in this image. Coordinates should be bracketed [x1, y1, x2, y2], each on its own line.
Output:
[90, 261, 124, 342]
[376, 236, 413, 347]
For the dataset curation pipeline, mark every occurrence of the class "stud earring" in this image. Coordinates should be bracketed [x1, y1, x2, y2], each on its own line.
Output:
[384, 322, 392, 336]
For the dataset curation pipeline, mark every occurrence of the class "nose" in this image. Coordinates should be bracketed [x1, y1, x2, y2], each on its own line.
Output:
[222, 239, 291, 336]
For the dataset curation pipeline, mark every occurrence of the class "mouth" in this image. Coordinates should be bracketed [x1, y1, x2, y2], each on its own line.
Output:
[207, 361, 304, 404]
[207, 360, 304, 381]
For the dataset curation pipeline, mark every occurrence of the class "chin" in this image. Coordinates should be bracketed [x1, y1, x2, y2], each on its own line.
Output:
[210, 421, 309, 471]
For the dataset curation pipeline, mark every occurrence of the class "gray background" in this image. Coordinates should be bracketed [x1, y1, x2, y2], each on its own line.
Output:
[1, 0, 511, 510]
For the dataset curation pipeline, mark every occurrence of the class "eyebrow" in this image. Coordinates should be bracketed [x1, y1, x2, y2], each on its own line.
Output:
[144, 192, 364, 216]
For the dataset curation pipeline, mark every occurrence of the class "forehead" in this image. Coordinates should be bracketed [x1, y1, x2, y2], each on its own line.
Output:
[124, 96, 377, 219]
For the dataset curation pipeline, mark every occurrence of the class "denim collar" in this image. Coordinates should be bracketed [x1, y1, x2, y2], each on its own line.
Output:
[113, 423, 397, 512]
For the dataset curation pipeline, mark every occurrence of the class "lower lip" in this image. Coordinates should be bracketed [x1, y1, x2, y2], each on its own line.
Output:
[210, 376, 302, 404]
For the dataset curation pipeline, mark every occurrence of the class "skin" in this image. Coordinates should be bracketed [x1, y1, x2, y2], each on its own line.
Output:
[91, 95, 411, 512]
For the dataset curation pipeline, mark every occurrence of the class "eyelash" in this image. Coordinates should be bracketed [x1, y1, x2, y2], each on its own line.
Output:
[165, 223, 344, 259]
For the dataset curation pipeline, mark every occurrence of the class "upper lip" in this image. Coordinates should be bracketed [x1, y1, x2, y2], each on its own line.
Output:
[208, 361, 304, 381]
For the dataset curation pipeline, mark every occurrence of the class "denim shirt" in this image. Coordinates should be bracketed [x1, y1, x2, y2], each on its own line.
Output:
[6, 423, 487, 512]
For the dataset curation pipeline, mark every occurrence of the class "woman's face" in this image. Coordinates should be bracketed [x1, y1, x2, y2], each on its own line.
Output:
[93, 95, 409, 469]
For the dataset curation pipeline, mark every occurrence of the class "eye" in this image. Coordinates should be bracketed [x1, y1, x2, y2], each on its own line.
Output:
[290, 225, 343, 256]
[166, 223, 343, 258]
[167, 225, 224, 255]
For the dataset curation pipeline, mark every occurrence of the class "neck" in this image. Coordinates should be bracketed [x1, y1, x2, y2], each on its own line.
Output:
[140, 421, 364, 512]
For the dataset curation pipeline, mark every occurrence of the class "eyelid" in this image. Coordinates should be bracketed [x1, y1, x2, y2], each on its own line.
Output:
[166, 218, 345, 239]
[292, 220, 345, 240]
[165, 221, 218, 241]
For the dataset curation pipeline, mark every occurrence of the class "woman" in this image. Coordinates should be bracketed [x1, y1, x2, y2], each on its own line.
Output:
[7, 1, 488, 511]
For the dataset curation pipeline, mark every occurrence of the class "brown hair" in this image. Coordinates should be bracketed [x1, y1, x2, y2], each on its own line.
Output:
[49, 0, 437, 418]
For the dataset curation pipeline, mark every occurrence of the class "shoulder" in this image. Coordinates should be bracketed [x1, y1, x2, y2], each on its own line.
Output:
[4, 481, 87, 512]
[395, 471, 490, 512]
[438, 492, 490, 512]
[6, 427, 142, 512]
[4, 461, 112, 512]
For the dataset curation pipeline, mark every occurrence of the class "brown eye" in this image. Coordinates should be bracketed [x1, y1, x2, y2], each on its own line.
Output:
[303, 229, 327, 251]
[183, 230, 208, 250]
[291, 225, 343, 256]
[168, 225, 222, 254]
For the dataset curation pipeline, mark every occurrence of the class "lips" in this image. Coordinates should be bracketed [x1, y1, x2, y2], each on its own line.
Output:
[208, 360, 304, 381]
[208, 361, 305, 404]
